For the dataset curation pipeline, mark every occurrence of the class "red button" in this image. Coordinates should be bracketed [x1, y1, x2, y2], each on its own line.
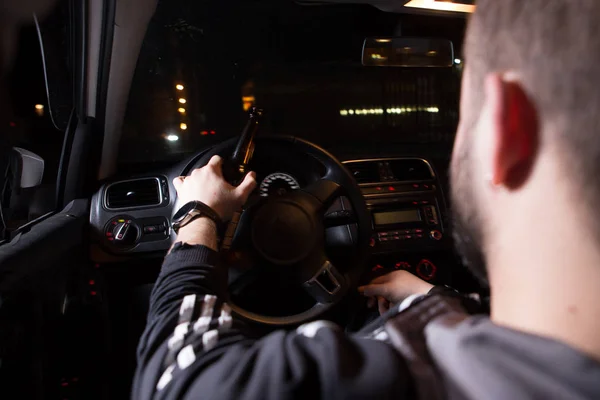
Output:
[369, 238, 376, 247]
[378, 232, 389, 237]
[388, 186, 396, 191]
[416, 234, 424, 238]
[395, 262, 411, 270]
[380, 237, 389, 242]
[372, 265, 384, 272]
[404, 235, 412, 239]
[393, 236, 400, 240]
[421, 200, 429, 204]
[413, 184, 420, 188]
[414, 229, 423, 233]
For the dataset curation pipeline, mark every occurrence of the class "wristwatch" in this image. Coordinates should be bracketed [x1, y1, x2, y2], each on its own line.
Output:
[172, 200, 222, 234]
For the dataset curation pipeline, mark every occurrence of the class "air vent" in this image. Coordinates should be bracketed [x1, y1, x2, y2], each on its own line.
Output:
[345, 162, 381, 184]
[389, 159, 434, 181]
[105, 178, 162, 209]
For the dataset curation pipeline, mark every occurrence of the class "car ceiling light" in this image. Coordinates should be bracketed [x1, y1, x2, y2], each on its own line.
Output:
[178, 98, 187, 104]
[166, 134, 179, 142]
[180, 123, 188, 130]
[404, 0, 475, 14]
[35, 104, 44, 110]
[178, 108, 186, 113]
[176, 84, 184, 90]
[454, 58, 462, 64]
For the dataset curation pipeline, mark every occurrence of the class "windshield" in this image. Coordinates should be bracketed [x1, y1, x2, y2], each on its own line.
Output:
[120, 0, 464, 164]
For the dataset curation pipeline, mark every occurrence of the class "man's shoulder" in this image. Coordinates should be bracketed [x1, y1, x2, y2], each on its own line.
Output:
[381, 293, 600, 400]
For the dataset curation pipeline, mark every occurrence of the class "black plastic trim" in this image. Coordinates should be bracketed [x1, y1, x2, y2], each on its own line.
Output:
[56, 109, 77, 208]
[94, 0, 116, 150]
[73, 0, 88, 116]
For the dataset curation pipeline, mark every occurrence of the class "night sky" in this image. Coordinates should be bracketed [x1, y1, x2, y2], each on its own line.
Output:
[121, 0, 466, 164]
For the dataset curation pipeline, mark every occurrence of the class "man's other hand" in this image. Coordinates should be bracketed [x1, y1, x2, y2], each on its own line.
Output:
[173, 155, 257, 221]
[358, 271, 434, 315]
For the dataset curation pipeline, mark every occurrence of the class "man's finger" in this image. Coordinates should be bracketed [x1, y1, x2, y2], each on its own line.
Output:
[236, 172, 257, 199]
[366, 297, 376, 309]
[208, 155, 222, 167]
[368, 274, 392, 285]
[358, 283, 390, 298]
[378, 296, 390, 316]
[173, 176, 185, 192]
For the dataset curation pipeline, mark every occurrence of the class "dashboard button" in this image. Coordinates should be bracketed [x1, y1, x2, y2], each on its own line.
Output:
[371, 265, 384, 272]
[392, 236, 401, 241]
[404, 235, 413, 240]
[395, 262, 411, 270]
[144, 225, 159, 234]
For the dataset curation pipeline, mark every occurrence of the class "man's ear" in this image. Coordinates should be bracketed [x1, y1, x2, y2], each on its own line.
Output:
[485, 73, 539, 189]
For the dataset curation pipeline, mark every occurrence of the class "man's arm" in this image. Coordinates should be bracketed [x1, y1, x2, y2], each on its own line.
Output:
[132, 156, 412, 399]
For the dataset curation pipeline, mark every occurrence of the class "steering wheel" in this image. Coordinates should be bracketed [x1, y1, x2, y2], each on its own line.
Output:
[174, 136, 372, 326]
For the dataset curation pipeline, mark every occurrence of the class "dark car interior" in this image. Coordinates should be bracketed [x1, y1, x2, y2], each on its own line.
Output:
[0, 0, 482, 398]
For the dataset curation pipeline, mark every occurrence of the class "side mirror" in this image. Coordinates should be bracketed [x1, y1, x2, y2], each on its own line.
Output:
[10, 148, 45, 189]
[362, 37, 454, 67]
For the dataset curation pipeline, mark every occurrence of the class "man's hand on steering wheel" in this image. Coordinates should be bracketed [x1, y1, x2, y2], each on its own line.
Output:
[173, 155, 257, 221]
[358, 270, 434, 315]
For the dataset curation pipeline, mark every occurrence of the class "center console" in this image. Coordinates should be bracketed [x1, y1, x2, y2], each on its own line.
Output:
[343, 158, 452, 284]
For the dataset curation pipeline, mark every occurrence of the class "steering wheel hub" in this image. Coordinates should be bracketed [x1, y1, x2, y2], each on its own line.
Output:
[251, 198, 318, 265]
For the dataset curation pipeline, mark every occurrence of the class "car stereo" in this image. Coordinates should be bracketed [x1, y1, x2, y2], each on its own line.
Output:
[368, 194, 444, 251]
[343, 158, 450, 254]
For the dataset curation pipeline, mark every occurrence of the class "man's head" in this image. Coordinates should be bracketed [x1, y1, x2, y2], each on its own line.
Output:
[451, 0, 600, 283]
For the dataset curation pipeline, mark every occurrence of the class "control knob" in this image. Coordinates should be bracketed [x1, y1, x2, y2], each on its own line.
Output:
[105, 217, 140, 246]
[430, 230, 443, 241]
[416, 259, 437, 281]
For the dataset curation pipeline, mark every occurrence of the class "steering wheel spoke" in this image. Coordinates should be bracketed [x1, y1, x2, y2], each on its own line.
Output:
[302, 259, 345, 303]
[303, 179, 341, 213]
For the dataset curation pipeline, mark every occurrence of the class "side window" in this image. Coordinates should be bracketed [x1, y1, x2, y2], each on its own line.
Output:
[1, 3, 72, 241]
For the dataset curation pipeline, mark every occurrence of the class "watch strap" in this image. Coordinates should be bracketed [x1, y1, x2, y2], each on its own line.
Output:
[172, 200, 222, 233]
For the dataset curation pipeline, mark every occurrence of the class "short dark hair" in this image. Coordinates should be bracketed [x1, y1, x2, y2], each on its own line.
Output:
[465, 0, 600, 197]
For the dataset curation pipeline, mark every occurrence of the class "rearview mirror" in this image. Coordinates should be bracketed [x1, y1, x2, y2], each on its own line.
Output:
[362, 37, 454, 67]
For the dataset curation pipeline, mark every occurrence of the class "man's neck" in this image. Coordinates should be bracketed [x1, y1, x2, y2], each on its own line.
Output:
[489, 224, 600, 362]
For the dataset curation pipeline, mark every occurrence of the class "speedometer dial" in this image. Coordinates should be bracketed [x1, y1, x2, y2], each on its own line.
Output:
[259, 173, 300, 197]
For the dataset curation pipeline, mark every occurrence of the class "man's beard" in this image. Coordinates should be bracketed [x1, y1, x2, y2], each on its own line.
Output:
[450, 139, 489, 286]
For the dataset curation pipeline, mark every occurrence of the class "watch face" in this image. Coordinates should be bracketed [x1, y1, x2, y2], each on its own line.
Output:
[173, 201, 198, 223]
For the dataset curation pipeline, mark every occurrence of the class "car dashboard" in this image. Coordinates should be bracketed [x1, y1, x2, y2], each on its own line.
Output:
[89, 147, 470, 291]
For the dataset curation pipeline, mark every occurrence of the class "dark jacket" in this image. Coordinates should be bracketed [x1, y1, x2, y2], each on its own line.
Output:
[132, 243, 600, 399]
